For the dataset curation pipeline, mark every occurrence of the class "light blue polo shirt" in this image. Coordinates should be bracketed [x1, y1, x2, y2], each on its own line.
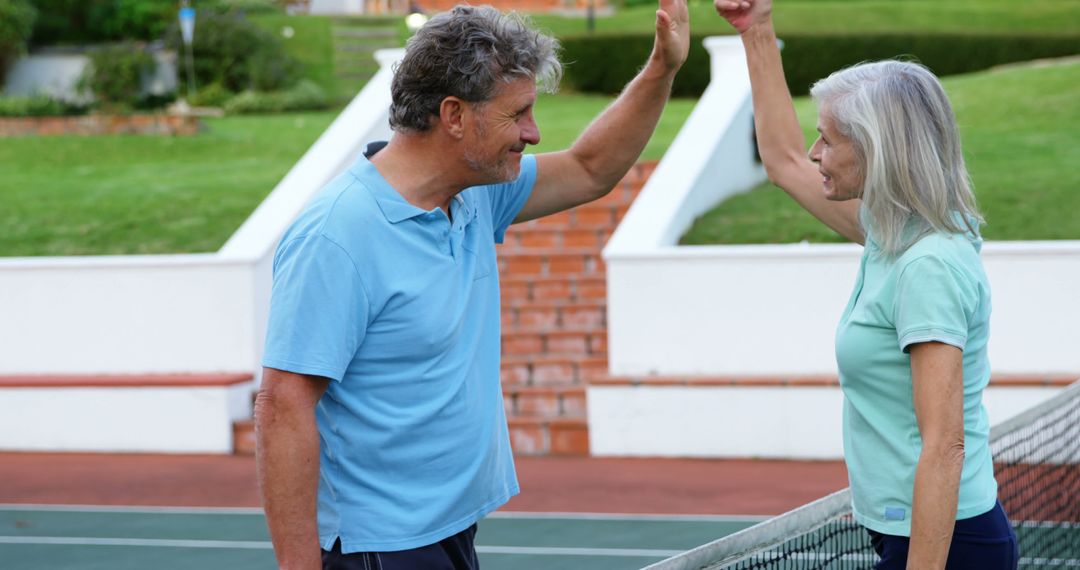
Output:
[262, 153, 537, 552]
[835, 226, 998, 536]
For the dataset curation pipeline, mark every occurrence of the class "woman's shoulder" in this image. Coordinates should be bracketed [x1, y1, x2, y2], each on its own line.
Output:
[897, 230, 985, 280]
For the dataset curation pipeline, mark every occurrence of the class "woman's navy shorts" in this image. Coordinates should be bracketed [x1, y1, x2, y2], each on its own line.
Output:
[868, 501, 1018, 569]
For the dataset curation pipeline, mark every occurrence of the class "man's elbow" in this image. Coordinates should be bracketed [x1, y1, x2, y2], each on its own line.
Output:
[253, 388, 277, 429]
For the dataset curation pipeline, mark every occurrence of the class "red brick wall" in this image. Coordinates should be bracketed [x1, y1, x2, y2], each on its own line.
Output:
[0, 115, 200, 137]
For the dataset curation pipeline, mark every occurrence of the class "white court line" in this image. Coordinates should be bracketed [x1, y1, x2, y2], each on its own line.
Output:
[0, 504, 264, 515]
[0, 504, 768, 522]
[488, 512, 770, 522]
[477, 545, 682, 557]
[0, 536, 681, 557]
[0, 536, 271, 549]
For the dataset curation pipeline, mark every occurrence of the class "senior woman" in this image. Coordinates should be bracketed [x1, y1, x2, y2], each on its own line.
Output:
[714, 0, 1018, 568]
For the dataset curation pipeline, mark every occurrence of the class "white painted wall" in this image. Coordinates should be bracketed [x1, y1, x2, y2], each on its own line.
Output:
[588, 385, 1068, 459]
[0, 383, 252, 453]
[606, 241, 1080, 377]
[0, 255, 254, 374]
[3, 47, 178, 103]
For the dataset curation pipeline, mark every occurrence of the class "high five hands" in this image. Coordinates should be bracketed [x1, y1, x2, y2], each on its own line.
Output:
[714, 0, 772, 34]
[654, 0, 691, 72]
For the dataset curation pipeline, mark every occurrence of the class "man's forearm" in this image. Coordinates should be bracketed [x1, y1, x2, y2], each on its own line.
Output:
[568, 56, 678, 189]
[255, 390, 324, 569]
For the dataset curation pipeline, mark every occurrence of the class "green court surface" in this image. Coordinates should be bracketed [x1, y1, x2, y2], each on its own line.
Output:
[0, 505, 763, 570]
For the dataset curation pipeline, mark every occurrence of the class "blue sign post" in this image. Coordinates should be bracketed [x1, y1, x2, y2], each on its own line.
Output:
[179, 6, 196, 100]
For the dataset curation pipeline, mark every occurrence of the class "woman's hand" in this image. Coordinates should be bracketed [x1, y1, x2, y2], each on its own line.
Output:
[714, 0, 772, 34]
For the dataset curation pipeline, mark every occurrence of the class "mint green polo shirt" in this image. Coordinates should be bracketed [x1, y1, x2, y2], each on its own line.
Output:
[835, 228, 998, 536]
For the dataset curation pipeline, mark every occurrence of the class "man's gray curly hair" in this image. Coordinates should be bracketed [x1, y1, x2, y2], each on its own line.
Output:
[389, 5, 562, 133]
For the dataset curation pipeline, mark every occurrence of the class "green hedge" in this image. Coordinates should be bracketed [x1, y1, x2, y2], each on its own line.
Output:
[560, 32, 1080, 97]
[0, 0, 35, 80]
[80, 42, 155, 112]
[29, 0, 174, 45]
[223, 79, 329, 114]
[0, 94, 86, 117]
[29, 0, 283, 46]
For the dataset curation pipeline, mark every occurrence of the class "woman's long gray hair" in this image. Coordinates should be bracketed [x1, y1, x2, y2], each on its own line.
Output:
[810, 60, 982, 255]
[389, 5, 562, 133]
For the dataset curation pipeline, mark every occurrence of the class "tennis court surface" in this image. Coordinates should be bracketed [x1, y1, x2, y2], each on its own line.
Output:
[0, 456, 845, 570]
[1, 382, 1075, 569]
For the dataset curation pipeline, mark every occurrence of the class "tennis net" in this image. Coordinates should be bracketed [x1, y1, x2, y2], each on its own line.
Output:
[642, 379, 1080, 569]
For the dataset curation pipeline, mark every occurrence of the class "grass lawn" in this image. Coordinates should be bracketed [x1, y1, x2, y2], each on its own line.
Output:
[0, 112, 336, 256]
[1, 58, 1074, 256]
[530, 0, 1080, 37]
[681, 58, 1080, 245]
[0, 94, 695, 256]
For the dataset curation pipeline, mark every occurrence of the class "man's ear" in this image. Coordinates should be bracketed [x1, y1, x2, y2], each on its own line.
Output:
[439, 97, 467, 139]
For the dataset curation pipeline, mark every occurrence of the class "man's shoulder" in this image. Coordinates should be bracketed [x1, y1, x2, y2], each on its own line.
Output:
[300, 170, 379, 229]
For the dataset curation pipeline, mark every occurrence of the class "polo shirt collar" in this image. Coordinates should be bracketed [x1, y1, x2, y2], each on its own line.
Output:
[350, 153, 478, 226]
[350, 154, 429, 224]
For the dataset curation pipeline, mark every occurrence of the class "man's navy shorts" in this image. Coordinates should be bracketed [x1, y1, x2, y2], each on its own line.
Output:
[322, 524, 480, 570]
[868, 501, 1019, 569]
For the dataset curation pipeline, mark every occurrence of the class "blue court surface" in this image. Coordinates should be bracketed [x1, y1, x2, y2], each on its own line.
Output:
[0, 505, 765, 570]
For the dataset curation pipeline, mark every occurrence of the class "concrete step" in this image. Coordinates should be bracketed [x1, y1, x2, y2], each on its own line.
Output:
[0, 374, 253, 454]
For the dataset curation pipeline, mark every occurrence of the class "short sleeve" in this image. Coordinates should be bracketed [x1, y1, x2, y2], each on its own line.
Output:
[262, 234, 370, 381]
[488, 154, 537, 243]
[893, 255, 977, 353]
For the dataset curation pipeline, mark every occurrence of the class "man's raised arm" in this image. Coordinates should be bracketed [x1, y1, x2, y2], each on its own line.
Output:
[516, 0, 690, 223]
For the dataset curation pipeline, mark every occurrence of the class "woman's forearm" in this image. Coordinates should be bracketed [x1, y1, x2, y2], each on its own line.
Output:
[908, 442, 964, 569]
[740, 19, 806, 184]
[738, 19, 863, 242]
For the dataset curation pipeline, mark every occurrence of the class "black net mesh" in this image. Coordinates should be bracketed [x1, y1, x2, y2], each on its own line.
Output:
[644, 381, 1080, 570]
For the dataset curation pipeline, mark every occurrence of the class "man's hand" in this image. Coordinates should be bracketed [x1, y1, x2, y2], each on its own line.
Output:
[653, 0, 690, 72]
[715, 0, 771, 34]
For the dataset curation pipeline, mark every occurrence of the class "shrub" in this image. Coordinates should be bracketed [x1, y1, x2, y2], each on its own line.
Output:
[223, 79, 328, 114]
[203, 0, 284, 15]
[0, 94, 86, 116]
[168, 10, 300, 93]
[0, 0, 36, 81]
[29, 0, 174, 45]
[80, 42, 155, 112]
[559, 32, 1080, 97]
[189, 82, 234, 108]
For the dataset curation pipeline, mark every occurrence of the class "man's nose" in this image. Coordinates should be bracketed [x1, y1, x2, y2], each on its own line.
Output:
[521, 117, 540, 146]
